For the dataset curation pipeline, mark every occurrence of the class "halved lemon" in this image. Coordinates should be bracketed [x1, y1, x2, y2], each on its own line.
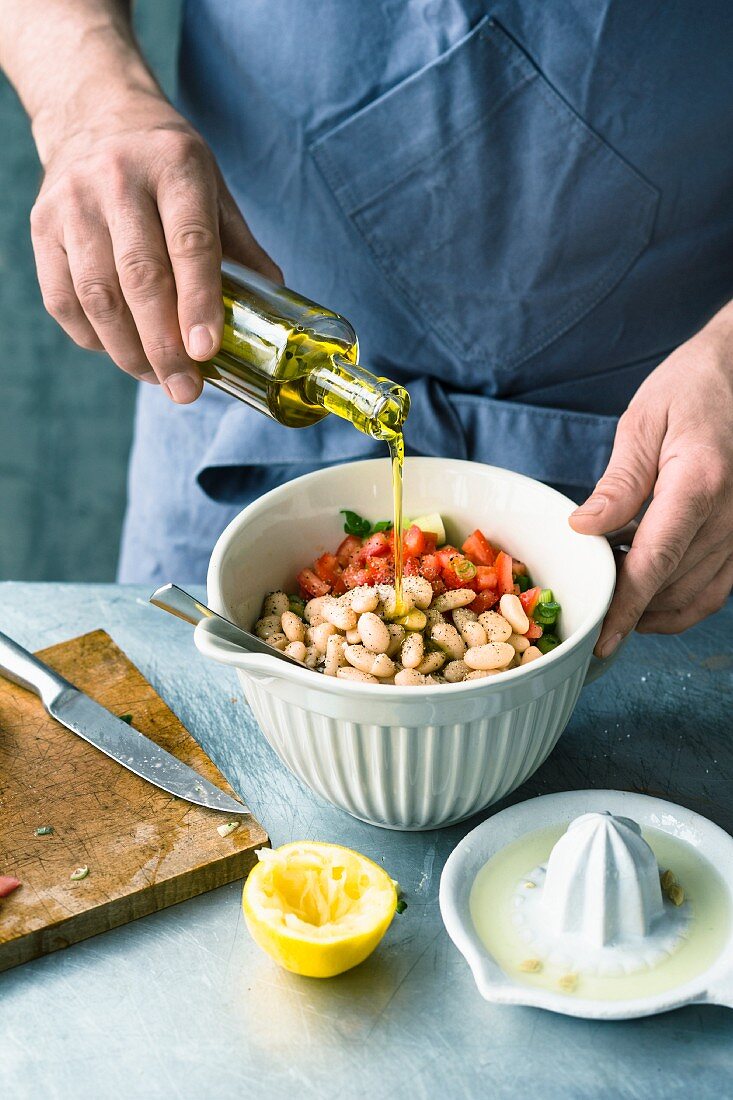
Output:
[242, 841, 398, 978]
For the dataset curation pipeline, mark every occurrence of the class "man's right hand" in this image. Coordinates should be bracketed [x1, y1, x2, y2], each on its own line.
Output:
[30, 92, 281, 403]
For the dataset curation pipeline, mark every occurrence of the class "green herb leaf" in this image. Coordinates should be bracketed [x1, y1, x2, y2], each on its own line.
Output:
[369, 520, 393, 534]
[119, 713, 133, 725]
[396, 897, 408, 914]
[340, 510, 372, 538]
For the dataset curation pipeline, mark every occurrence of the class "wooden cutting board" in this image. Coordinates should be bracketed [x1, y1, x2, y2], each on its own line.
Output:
[0, 629, 268, 972]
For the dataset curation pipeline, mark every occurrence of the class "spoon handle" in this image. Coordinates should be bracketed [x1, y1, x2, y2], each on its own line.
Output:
[149, 584, 301, 666]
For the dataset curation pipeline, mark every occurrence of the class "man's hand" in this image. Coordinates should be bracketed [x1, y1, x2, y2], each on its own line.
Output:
[31, 93, 281, 403]
[570, 306, 733, 657]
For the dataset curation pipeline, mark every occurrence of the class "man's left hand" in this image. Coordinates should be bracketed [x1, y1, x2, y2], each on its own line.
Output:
[569, 304, 733, 657]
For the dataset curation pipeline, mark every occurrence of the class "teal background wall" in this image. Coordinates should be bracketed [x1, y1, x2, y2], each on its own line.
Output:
[0, 1, 181, 581]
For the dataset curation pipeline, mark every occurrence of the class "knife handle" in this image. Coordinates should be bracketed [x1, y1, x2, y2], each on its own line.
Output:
[0, 630, 71, 708]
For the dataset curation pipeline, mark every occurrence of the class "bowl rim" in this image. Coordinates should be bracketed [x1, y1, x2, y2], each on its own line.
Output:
[205, 457, 616, 696]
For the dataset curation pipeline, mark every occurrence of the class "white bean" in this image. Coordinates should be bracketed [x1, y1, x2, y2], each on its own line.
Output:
[425, 608, 447, 629]
[416, 650, 446, 675]
[304, 645, 319, 669]
[337, 667, 378, 684]
[478, 611, 513, 643]
[465, 669, 501, 680]
[321, 599, 357, 632]
[268, 632, 289, 651]
[255, 615, 283, 640]
[499, 593, 530, 635]
[394, 669, 436, 686]
[382, 587, 415, 618]
[262, 591, 289, 618]
[344, 644, 395, 678]
[453, 608, 487, 648]
[508, 632, 530, 654]
[323, 634, 348, 676]
[385, 623, 406, 657]
[312, 621, 338, 653]
[348, 586, 380, 614]
[443, 659, 471, 683]
[304, 596, 329, 624]
[394, 608, 427, 632]
[281, 610, 305, 643]
[464, 642, 515, 670]
[430, 621, 466, 660]
[431, 588, 476, 613]
[521, 645, 543, 665]
[400, 631, 424, 669]
[346, 627, 362, 644]
[358, 612, 391, 654]
[284, 641, 307, 663]
[402, 575, 433, 609]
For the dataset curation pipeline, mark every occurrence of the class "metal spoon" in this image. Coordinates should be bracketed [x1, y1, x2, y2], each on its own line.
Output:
[149, 584, 302, 667]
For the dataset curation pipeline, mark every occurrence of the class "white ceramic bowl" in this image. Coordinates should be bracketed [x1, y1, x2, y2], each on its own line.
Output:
[439, 790, 733, 1019]
[195, 457, 615, 830]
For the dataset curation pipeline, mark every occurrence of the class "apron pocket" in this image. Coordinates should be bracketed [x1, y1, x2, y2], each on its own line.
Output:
[311, 15, 659, 372]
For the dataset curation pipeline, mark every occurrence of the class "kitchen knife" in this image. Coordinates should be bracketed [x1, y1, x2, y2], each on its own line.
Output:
[0, 629, 250, 816]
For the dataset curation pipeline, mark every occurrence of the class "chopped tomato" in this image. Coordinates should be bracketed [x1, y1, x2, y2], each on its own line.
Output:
[495, 551, 514, 596]
[436, 545, 460, 568]
[469, 589, 499, 614]
[421, 530, 438, 553]
[526, 621, 543, 640]
[336, 535, 362, 566]
[461, 529, 495, 567]
[359, 531, 392, 560]
[403, 555, 421, 576]
[342, 562, 371, 589]
[430, 576, 447, 596]
[520, 586, 542, 616]
[296, 568, 331, 599]
[366, 557, 393, 585]
[314, 552, 341, 586]
[419, 553, 441, 581]
[474, 565, 498, 591]
[403, 524, 427, 556]
[0, 876, 21, 898]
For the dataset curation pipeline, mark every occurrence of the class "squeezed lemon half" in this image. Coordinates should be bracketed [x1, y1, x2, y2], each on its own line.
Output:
[242, 842, 398, 978]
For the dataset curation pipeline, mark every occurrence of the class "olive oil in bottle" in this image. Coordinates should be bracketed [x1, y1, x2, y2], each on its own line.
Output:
[202, 262, 410, 603]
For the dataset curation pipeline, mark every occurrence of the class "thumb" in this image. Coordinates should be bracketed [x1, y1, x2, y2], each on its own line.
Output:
[569, 409, 661, 535]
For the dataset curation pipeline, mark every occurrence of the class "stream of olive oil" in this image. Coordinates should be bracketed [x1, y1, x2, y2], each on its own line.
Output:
[206, 274, 409, 599]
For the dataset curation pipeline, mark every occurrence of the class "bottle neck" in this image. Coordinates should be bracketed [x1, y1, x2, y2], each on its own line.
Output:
[306, 356, 410, 441]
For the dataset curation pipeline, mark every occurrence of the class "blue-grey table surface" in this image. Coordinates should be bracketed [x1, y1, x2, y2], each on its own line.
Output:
[0, 583, 731, 1100]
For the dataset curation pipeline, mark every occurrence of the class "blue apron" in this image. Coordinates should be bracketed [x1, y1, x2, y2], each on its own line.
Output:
[118, 0, 733, 584]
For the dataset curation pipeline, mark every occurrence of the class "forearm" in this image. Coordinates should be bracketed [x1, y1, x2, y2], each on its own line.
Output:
[0, 0, 162, 164]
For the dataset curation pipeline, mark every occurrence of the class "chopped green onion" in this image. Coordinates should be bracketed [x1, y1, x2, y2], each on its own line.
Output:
[537, 633, 561, 655]
[119, 713, 133, 725]
[453, 558, 477, 581]
[396, 897, 408, 914]
[288, 595, 306, 618]
[35, 826, 54, 836]
[70, 866, 89, 881]
[217, 821, 240, 838]
[534, 601, 561, 626]
[539, 589, 553, 604]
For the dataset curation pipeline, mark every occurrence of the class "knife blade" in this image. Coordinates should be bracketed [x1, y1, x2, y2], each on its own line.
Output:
[0, 629, 250, 816]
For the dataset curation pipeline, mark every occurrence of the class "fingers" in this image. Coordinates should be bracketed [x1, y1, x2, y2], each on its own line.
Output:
[594, 457, 707, 657]
[107, 189, 202, 402]
[62, 210, 158, 384]
[647, 535, 730, 612]
[218, 174, 283, 284]
[156, 146, 224, 363]
[31, 223, 104, 354]
[569, 406, 664, 536]
[637, 554, 733, 634]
